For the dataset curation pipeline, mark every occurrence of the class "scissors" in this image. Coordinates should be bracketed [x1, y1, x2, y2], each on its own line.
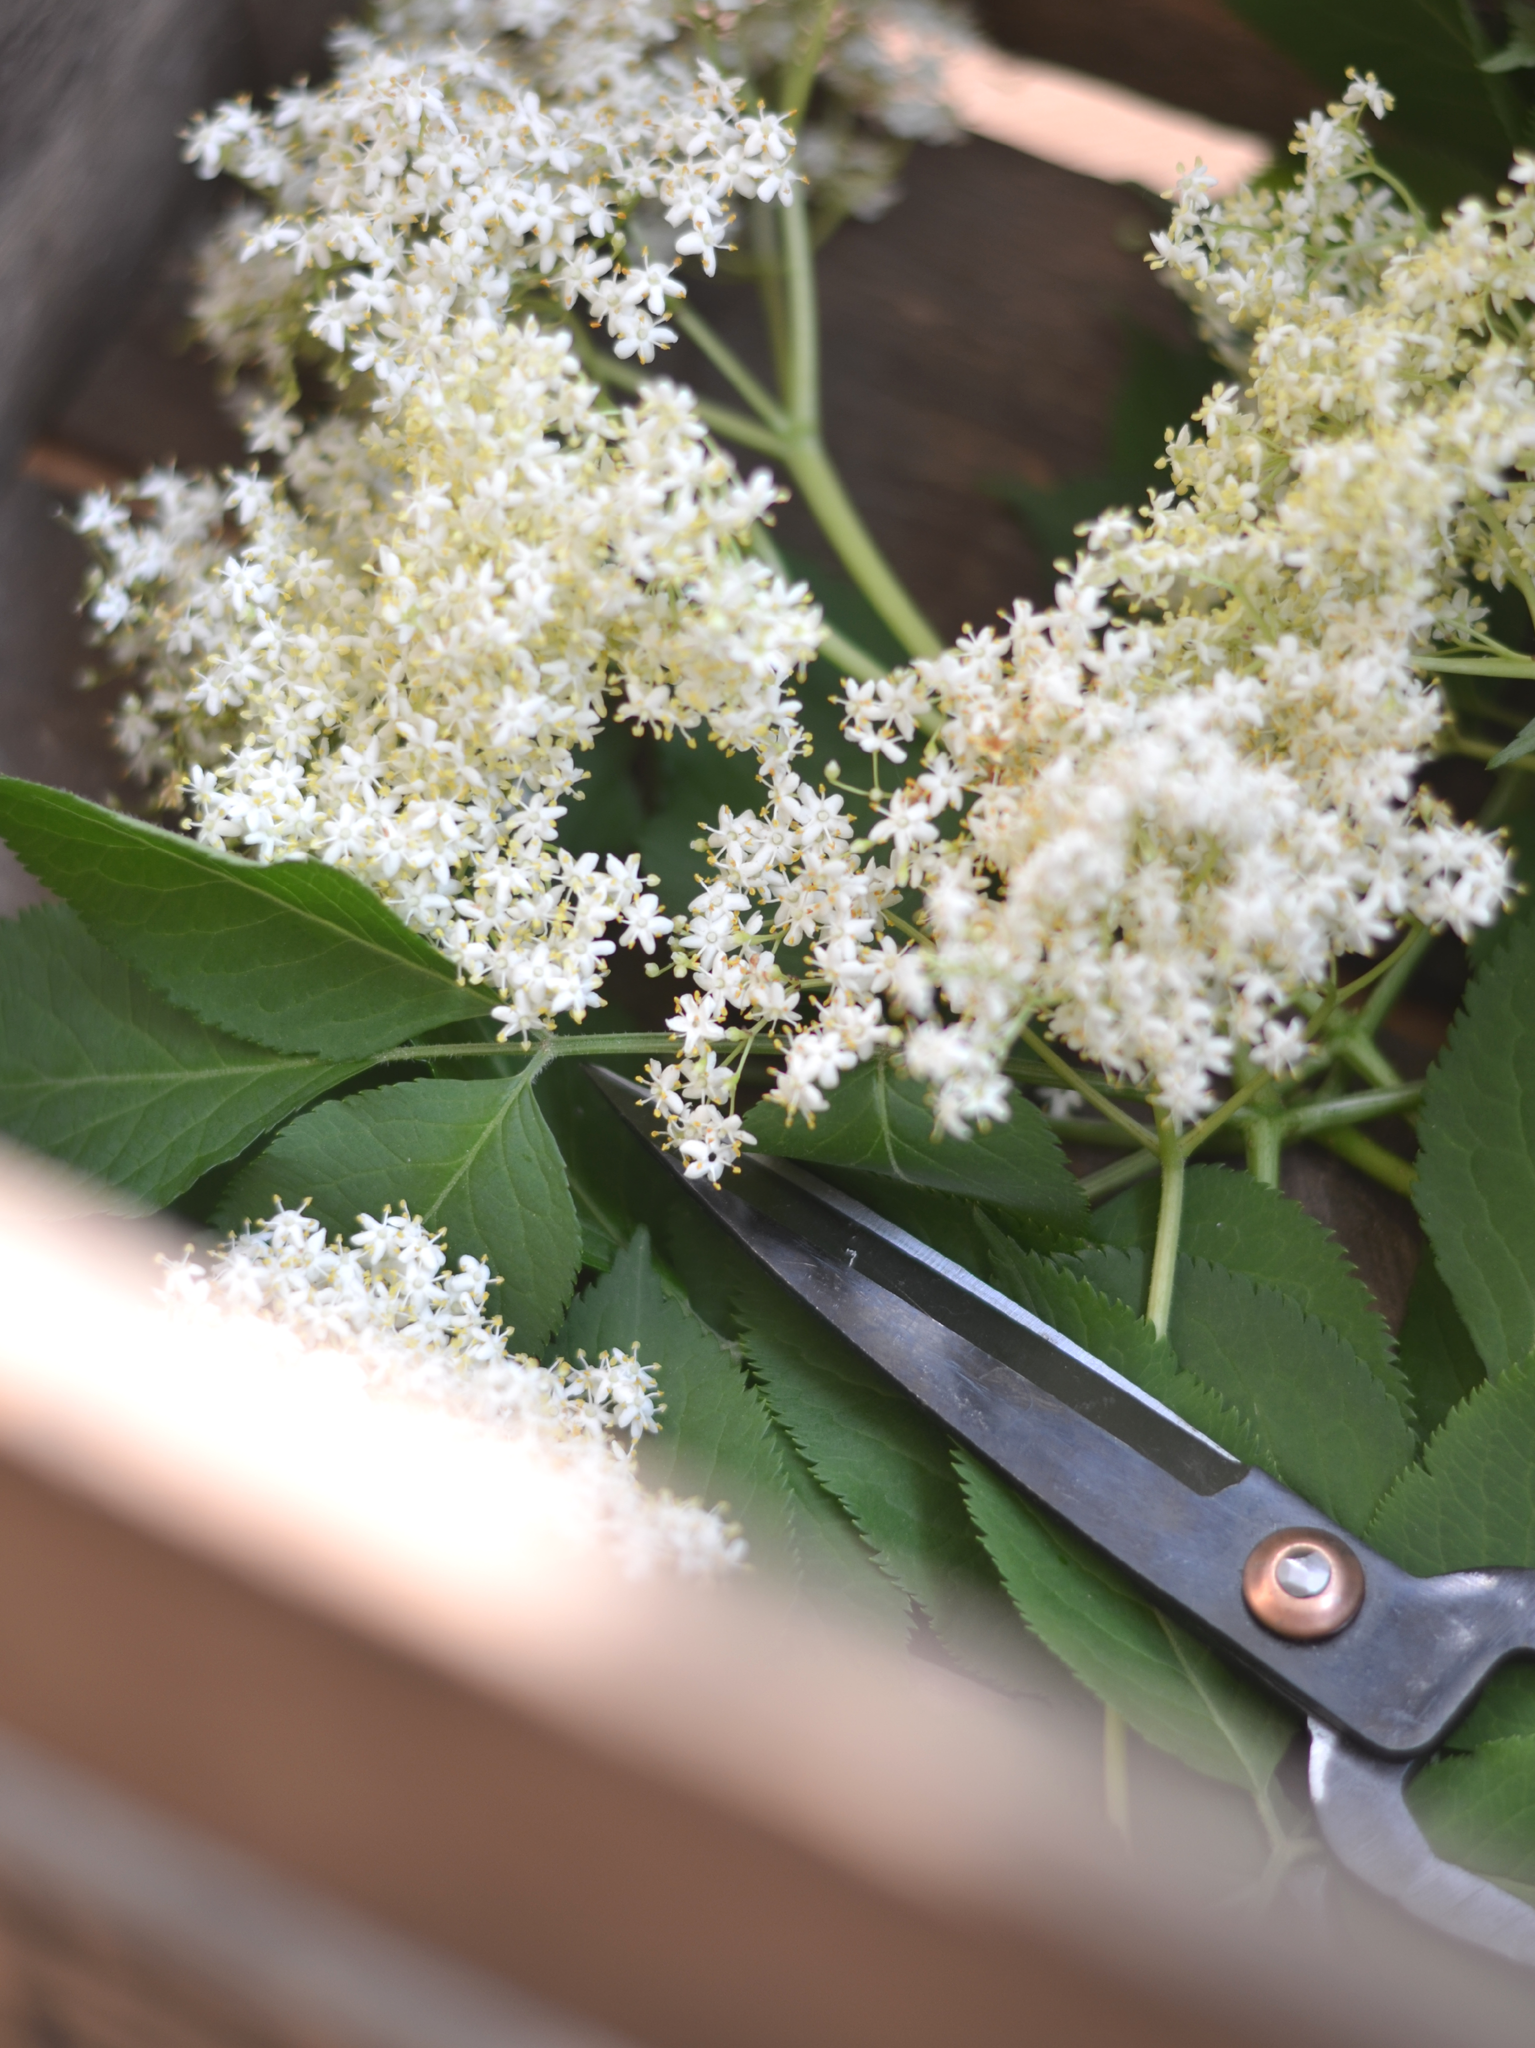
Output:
[588, 1065, 1535, 1966]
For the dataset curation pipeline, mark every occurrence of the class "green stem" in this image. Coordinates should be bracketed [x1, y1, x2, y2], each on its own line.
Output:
[369, 1030, 677, 1068]
[1146, 1109, 1186, 1341]
[1418, 655, 1535, 678]
[1319, 1126, 1415, 1196]
[1246, 1115, 1283, 1187]
[1281, 1083, 1422, 1138]
[1352, 926, 1432, 1040]
[784, 436, 942, 657]
[1178, 1070, 1269, 1159]
[774, 190, 941, 659]
[751, 201, 791, 391]
[673, 303, 788, 431]
[1018, 1027, 1157, 1152]
[779, 0, 835, 123]
[781, 195, 821, 436]
[1079, 1150, 1161, 1203]
[574, 325, 788, 455]
[1332, 1028, 1403, 1092]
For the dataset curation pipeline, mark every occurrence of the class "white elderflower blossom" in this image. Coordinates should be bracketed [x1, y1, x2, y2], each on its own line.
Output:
[82, 314, 818, 1031]
[658, 76, 1520, 1145]
[184, 15, 797, 417]
[161, 1201, 745, 1577]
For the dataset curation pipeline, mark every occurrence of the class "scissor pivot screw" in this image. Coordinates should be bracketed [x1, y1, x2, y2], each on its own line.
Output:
[1243, 1529, 1364, 1640]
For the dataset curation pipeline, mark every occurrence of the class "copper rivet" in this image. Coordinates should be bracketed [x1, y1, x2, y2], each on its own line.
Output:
[1242, 1528, 1365, 1641]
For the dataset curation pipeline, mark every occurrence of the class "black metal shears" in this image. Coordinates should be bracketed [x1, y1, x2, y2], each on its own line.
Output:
[589, 1066, 1535, 1965]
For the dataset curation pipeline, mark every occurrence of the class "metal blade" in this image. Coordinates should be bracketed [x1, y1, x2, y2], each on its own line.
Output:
[586, 1067, 1535, 1756]
[1308, 1720, 1535, 1967]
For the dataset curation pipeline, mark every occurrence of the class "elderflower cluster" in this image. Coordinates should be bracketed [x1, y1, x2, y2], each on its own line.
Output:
[659, 76, 1519, 1142]
[80, 314, 817, 1030]
[185, 17, 798, 402]
[161, 1202, 746, 1577]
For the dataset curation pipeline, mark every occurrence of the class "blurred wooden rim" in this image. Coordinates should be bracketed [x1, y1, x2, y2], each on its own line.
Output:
[0, 1140, 1523, 2047]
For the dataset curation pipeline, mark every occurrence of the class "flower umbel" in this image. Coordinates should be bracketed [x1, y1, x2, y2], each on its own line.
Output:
[161, 1201, 745, 1577]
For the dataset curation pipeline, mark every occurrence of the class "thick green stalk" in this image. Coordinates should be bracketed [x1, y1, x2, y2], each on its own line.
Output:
[673, 303, 788, 431]
[1319, 1127, 1415, 1196]
[776, 194, 941, 659]
[1245, 1115, 1283, 1188]
[1282, 1083, 1422, 1139]
[1146, 1110, 1186, 1341]
[1079, 1150, 1160, 1203]
[784, 436, 942, 658]
[369, 1031, 677, 1068]
[1019, 1026, 1157, 1152]
[781, 196, 821, 435]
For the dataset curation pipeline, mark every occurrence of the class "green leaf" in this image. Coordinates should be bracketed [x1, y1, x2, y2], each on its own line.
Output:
[981, 1227, 1266, 1466]
[215, 1075, 580, 1349]
[1397, 1248, 1487, 1441]
[955, 1451, 1296, 1791]
[735, 1269, 1000, 1632]
[0, 776, 493, 1058]
[1414, 913, 1535, 1378]
[0, 906, 366, 1207]
[1166, 1259, 1414, 1534]
[1483, 3, 1535, 71]
[1067, 1242, 1148, 1313]
[1408, 1739, 1535, 1888]
[774, 1427, 913, 1639]
[1223, 0, 1517, 190]
[1368, 1356, 1535, 1573]
[1371, 1357, 1535, 1750]
[554, 1232, 797, 1555]
[1490, 713, 1535, 767]
[1093, 1165, 1405, 1418]
[743, 1058, 1089, 1231]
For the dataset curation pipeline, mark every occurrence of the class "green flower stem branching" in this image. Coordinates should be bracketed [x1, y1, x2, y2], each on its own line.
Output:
[1018, 1025, 1158, 1152]
[778, 0, 836, 132]
[1245, 1114, 1284, 1188]
[1078, 1150, 1161, 1202]
[1282, 1082, 1422, 1137]
[1146, 1108, 1186, 1340]
[1419, 654, 1535, 677]
[672, 302, 788, 430]
[1320, 1125, 1416, 1195]
[370, 1031, 678, 1067]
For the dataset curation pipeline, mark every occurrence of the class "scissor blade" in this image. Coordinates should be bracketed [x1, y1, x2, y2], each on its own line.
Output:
[587, 1067, 1535, 1756]
[1308, 1720, 1535, 1966]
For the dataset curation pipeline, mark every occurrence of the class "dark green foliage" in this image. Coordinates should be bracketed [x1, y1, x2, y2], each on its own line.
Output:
[735, 1269, 1001, 1632]
[0, 777, 492, 1058]
[981, 1228, 1265, 1465]
[1414, 913, 1535, 1377]
[215, 1074, 581, 1349]
[1168, 1259, 1414, 1534]
[0, 907, 365, 1207]
[1368, 1358, 1535, 1573]
[1409, 1738, 1535, 1887]
[1397, 1250, 1488, 1442]
[1093, 1165, 1402, 1409]
[744, 1057, 1089, 1231]
[555, 1232, 799, 1557]
[1223, 0, 1519, 201]
[957, 1452, 1296, 1790]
